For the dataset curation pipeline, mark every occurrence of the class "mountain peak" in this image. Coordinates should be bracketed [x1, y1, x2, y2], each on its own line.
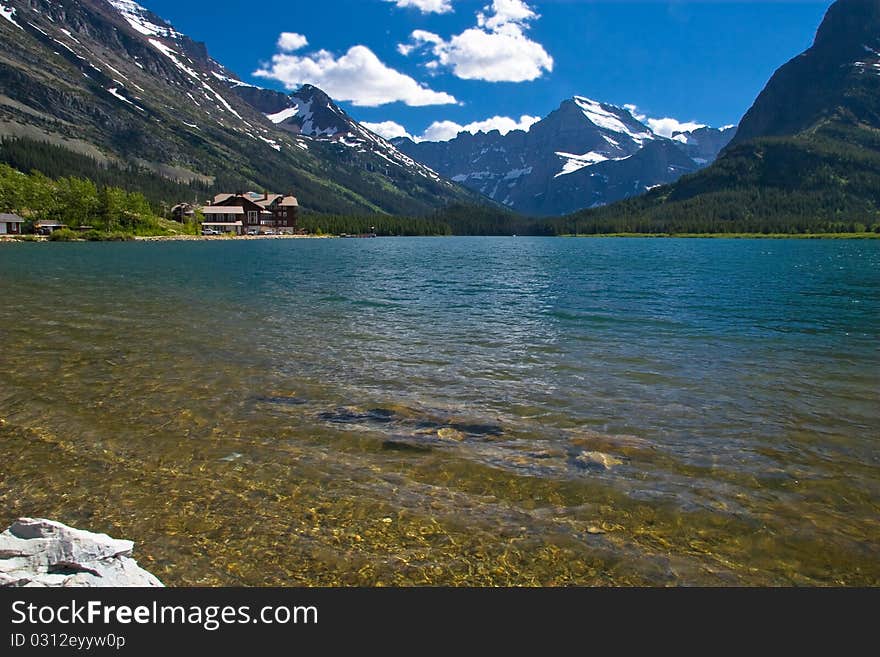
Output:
[295, 84, 333, 105]
[814, 0, 880, 50]
[393, 93, 730, 215]
[731, 0, 880, 145]
[106, 0, 180, 40]
[567, 96, 654, 145]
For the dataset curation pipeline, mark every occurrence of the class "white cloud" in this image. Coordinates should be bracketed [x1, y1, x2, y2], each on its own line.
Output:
[646, 117, 706, 138]
[277, 32, 308, 52]
[478, 0, 535, 30]
[361, 120, 415, 141]
[385, 0, 453, 14]
[623, 104, 646, 122]
[400, 0, 553, 83]
[361, 114, 541, 143]
[623, 104, 707, 138]
[254, 44, 457, 107]
[420, 114, 541, 141]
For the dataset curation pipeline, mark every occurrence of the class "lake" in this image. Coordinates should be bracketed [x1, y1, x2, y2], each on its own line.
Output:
[0, 237, 878, 585]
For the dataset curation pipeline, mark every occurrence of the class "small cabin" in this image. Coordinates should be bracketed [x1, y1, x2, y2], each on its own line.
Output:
[34, 221, 67, 235]
[0, 213, 24, 235]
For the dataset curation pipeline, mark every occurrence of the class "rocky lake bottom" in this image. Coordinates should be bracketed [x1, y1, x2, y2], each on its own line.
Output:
[1, 237, 878, 585]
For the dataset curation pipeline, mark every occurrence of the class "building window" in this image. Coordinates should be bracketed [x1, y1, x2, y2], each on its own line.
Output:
[248, 211, 258, 223]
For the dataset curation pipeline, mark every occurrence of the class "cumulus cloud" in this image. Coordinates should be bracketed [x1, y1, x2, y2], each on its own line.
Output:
[385, 0, 453, 14]
[478, 0, 536, 30]
[277, 32, 308, 52]
[361, 120, 415, 141]
[420, 114, 541, 141]
[254, 44, 457, 107]
[399, 0, 553, 83]
[623, 104, 706, 138]
[646, 117, 706, 138]
[362, 114, 540, 143]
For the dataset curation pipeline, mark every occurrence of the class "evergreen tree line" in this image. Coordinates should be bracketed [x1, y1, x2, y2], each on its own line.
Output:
[0, 137, 215, 210]
[4, 130, 879, 238]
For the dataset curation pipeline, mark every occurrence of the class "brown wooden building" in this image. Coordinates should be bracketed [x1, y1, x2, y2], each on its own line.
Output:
[202, 192, 299, 234]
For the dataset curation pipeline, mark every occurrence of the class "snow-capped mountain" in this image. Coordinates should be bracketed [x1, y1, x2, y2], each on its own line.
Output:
[0, 0, 474, 214]
[393, 97, 734, 216]
[225, 83, 441, 181]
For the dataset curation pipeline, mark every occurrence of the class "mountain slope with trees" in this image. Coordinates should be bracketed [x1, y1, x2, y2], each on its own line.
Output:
[0, 0, 479, 216]
[562, 0, 880, 235]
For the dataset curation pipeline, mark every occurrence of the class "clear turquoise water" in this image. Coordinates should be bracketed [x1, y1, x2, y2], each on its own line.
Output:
[0, 237, 878, 585]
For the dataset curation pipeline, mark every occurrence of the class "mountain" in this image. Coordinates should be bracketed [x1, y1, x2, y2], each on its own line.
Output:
[564, 0, 880, 234]
[392, 96, 734, 216]
[0, 0, 477, 215]
[224, 83, 440, 180]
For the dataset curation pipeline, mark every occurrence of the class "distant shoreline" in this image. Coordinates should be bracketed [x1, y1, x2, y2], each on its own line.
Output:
[562, 232, 880, 240]
[135, 234, 335, 242]
[2, 232, 878, 243]
[0, 233, 335, 243]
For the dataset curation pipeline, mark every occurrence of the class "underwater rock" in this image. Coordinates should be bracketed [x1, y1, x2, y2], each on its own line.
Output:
[574, 451, 624, 471]
[0, 518, 163, 587]
[381, 440, 432, 453]
[318, 407, 397, 424]
[254, 395, 308, 406]
[436, 427, 466, 441]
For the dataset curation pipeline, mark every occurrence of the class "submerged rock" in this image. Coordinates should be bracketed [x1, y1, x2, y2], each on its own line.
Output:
[381, 440, 432, 453]
[574, 451, 624, 471]
[436, 427, 466, 442]
[0, 518, 163, 587]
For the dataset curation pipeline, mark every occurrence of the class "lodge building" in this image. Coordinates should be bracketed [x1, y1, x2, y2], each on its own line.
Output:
[199, 192, 299, 235]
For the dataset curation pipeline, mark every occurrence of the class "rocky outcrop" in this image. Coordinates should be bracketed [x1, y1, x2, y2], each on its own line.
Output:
[0, 518, 163, 587]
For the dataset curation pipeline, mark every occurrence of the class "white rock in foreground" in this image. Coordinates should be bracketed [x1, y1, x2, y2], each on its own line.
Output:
[0, 518, 163, 587]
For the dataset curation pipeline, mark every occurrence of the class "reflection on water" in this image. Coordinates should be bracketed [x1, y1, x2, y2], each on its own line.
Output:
[0, 237, 878, 585]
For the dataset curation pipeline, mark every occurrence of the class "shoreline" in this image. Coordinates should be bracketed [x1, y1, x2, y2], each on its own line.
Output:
[2, 232, 877, 243]
[0, 233, 335, 243]
[135, 233, 335, 242]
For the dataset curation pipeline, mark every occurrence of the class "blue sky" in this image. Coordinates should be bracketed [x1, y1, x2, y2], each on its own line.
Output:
[142, 0, 833, 141]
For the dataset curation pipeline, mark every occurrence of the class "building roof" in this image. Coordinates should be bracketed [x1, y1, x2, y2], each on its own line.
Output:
[256, 194, 283, 208]
[34, 221, 66, 227]
[201, 206, 245, 215]
[202, 221, 243, 227]
[207, 193, 298, 210]
[0, 213, 24, 222]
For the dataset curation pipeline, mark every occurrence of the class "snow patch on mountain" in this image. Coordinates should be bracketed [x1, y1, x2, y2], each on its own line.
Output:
[147, 38, 245, 121]
[0, 4, 22, 30]
[266, 106, 300, 124]
[258, 135, 281, 151]
[108, 0, 180, 39]
[148, 38, 199, 79]
[555, 151, 612, 177]
[573, 97, 653, 144]
[105, 86, 144, 112]
[210, 70, 259, 89]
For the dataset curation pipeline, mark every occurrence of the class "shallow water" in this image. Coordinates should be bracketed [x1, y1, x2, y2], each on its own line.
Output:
[0, 237, 878, 585]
